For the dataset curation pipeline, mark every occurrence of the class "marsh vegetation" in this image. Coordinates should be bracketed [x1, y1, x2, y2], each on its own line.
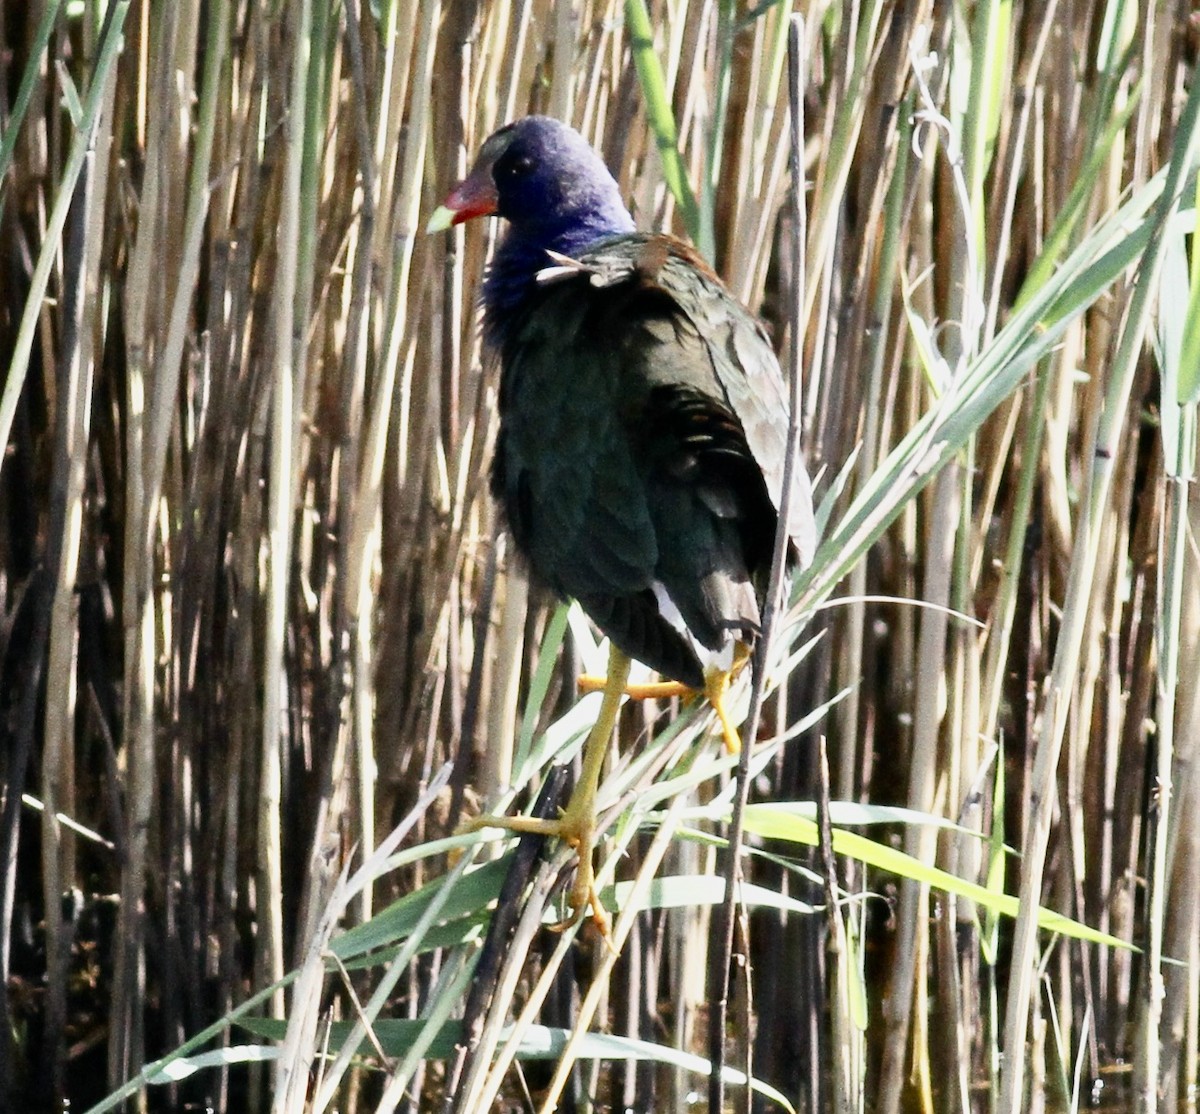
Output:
[1, 1, 1197, 1111]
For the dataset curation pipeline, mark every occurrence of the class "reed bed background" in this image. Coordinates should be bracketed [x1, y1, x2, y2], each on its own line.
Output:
[1, 0, 1198, 1111]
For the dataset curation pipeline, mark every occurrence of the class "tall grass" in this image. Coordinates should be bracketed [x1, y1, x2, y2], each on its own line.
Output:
[0, 1, 1196, 1111]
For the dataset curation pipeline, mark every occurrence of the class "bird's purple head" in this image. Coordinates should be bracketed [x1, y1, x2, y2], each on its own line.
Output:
[428, 117, 635, 313]
[429, 116, 633, 243]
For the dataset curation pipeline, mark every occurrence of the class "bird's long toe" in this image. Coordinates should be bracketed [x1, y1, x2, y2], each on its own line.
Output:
[577, 673, 691, 700]
[462, 808, 607, 932]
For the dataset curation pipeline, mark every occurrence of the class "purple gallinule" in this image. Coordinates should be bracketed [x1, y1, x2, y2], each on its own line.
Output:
[429, 116, 815, 930]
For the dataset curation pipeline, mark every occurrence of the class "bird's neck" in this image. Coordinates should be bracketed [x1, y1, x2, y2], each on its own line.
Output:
[484, 209, 634, 329]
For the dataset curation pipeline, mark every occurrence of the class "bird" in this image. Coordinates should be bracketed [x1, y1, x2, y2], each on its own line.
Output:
[428, 116, 816, 930]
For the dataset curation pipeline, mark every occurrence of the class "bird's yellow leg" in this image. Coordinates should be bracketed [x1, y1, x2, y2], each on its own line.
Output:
[463, 643, 632, 933]
[581, 643, 753, 754]
[704, 667, 742, 754]
[704, 642, 754, 754]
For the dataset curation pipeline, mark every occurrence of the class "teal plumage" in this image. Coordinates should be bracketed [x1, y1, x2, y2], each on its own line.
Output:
[432, 117, 816, 689]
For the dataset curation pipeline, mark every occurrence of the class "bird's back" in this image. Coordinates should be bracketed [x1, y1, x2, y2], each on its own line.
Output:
[489, 233, 813, 688]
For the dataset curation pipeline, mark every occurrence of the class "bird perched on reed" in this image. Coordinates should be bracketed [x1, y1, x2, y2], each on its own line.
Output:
[428, 116, 815, 930]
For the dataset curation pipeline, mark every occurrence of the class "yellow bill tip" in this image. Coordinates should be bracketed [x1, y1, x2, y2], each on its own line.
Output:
[425, 205, 457, 234]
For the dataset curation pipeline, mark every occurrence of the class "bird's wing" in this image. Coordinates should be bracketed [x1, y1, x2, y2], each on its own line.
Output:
[565, 234, 818, 567]
[493, 280, 714, 686]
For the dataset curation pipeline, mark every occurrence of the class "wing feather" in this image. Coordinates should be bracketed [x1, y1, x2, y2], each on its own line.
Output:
[569, 233, 818, 567]
[493, 232, 816, 686]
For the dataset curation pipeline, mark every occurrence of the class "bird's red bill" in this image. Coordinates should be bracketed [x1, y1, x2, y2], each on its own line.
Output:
[426, 169, 498, 232]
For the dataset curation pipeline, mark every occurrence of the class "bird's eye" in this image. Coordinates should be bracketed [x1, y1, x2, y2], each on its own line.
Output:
[504, 153, 537, 178]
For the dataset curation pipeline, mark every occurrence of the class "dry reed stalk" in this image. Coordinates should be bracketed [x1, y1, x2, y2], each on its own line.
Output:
[874, 17, 957, 1110]
[1158, 509, 1200, 1105]
[37, 11, 118, 1076]
[38, 76, 106, 1106]
[110, 0, 169, 1095]
[259, 2, 310, 1071]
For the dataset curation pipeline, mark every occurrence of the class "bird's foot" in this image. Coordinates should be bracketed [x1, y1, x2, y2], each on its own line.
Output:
[703, 666, 742, 754]
[580, 642, 753, 754]
[705, 641, 754, 753]
[463, 800, 609, 936]
[464, 645, 630, 942]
